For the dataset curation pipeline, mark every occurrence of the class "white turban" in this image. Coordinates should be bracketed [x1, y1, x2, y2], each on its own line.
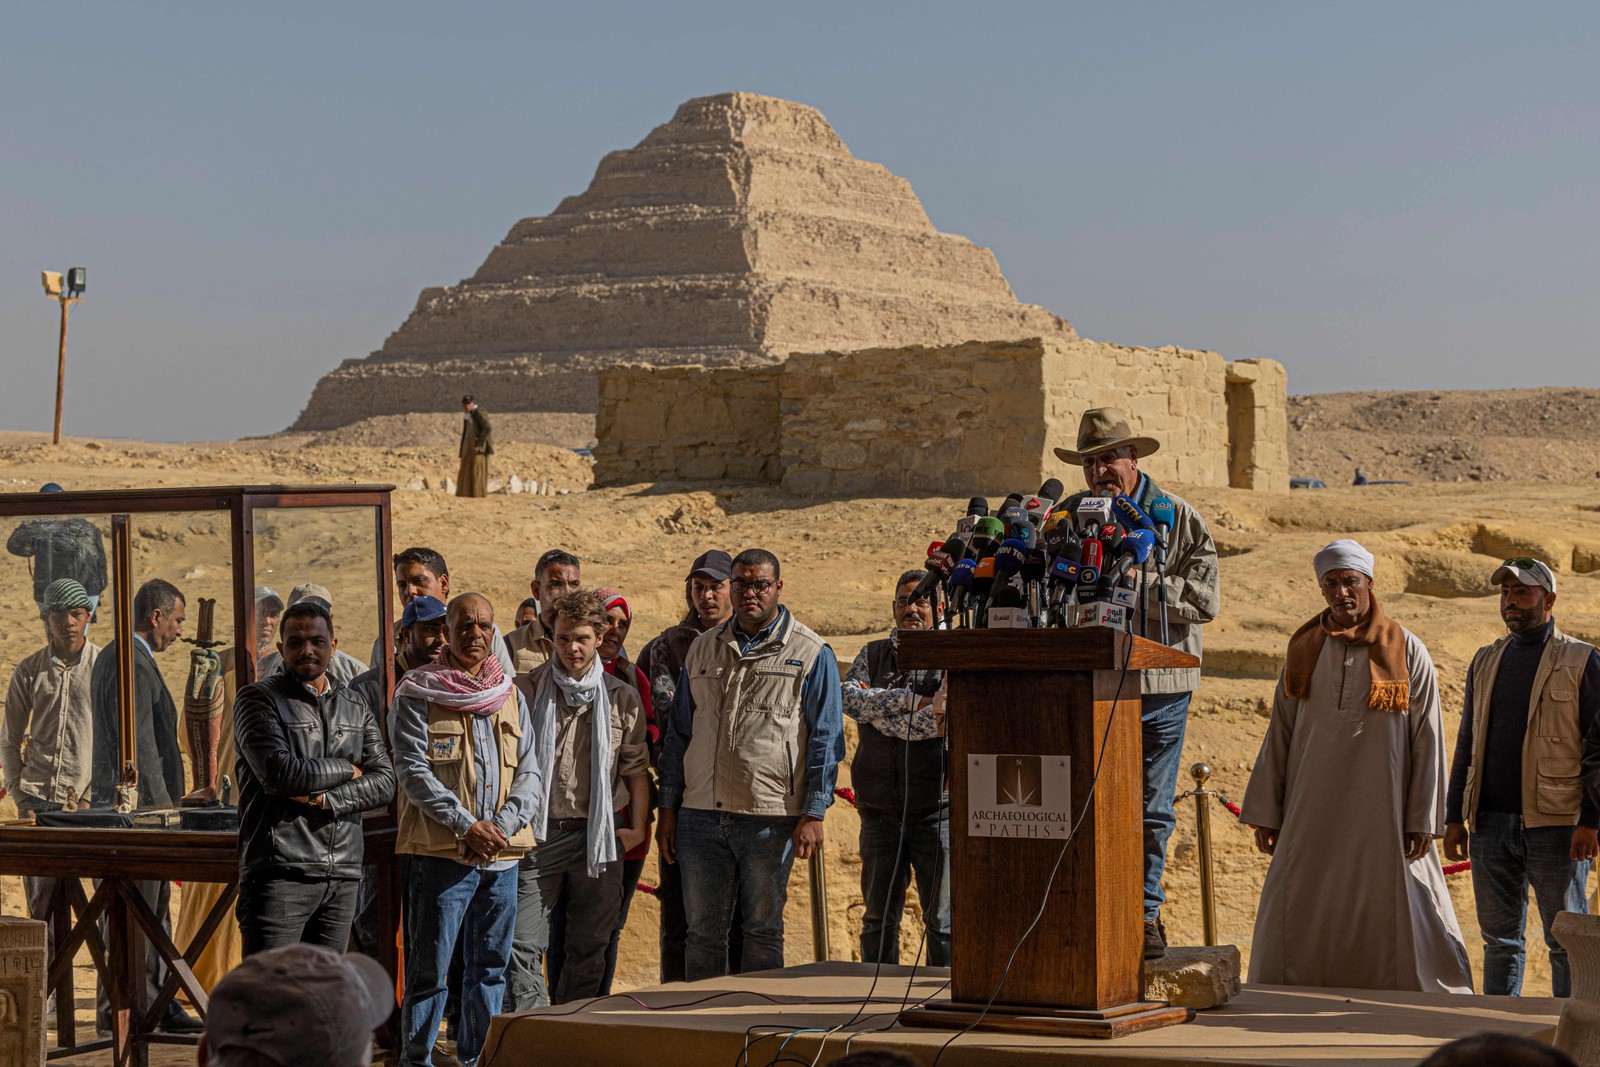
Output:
[1314, 539, 1374, 581]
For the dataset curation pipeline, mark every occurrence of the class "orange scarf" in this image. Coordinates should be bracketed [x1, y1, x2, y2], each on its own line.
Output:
[1283, 595, 1409, 711]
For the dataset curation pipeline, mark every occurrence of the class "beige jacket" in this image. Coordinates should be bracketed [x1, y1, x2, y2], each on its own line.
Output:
[506, 617, 553, 676]
[513, 664, 649, 820]
[1061, 477, 1220, 694]
[1, 640, 101, 805]
[1460, 626, 1595, 831]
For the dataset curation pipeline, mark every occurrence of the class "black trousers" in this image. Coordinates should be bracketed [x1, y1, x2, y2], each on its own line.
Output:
[237, 873, 360, 957]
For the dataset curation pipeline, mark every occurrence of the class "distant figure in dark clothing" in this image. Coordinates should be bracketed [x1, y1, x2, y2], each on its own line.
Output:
[8, 515, 109, 614]
[1353, 467, 1369, 485]
[457, 395, 493, 498]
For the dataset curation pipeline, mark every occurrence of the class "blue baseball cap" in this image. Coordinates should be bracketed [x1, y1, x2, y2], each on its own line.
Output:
[400, 595, 447, 629]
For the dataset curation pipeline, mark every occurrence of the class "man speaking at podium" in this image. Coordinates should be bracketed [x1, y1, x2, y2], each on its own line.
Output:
[1054, 408, 1220, 959]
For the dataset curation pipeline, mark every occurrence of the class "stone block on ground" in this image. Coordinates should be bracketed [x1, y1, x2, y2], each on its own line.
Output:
[1554, 911, 1600, 1064]
[0, 917, 47, 1067]
[1143, 944, 1241, 1009]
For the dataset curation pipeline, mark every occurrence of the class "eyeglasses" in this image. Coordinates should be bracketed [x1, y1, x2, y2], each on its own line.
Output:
[730, 579, 776, 595]
[894, 595, 931, 609]
[1502, 557, 1539, 569]
[1080, 447, 1130, 469]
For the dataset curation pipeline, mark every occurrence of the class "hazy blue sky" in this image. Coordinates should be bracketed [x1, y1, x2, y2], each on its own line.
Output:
[4, 4, 1597, 441]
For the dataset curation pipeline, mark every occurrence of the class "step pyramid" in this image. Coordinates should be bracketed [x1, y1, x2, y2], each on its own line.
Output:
[293, 92, 1074, 430]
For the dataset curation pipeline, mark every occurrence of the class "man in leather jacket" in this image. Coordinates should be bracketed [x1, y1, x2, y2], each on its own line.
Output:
[233, 598, 395, 956]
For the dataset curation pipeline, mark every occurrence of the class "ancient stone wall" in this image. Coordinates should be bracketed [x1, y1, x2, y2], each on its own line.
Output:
[593, 337, 1289, 494]
[594, 364, 782, 485]
[1225, 359, 1291, 492]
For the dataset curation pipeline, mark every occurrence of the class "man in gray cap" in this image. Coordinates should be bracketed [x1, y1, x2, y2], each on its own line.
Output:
[199, 942, 393, 1067]
[636, 547, 735, 982]
[1, 578, 101, 972]
[1053, 407, 1220, 958]
[1445, 556, 1600, 997]
[258, 583, 369, 686]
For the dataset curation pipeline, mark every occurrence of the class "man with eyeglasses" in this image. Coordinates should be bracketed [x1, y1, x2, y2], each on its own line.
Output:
[1053, 407, 1220, 960]
[1444, 557, 1600, 997]
[842, 569, 950, 967]
[656, 548, 845, 981]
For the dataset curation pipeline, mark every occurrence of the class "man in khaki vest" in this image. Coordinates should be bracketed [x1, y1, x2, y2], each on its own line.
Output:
[504, 549, 582, 674]
[656, 548, 845, 981]
[390, 593, 541, 1067]
[1445, 557, 1600, 996]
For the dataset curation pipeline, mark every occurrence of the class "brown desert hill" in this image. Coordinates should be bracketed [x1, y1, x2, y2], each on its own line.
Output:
[5, 437, 1599, 1060]
[1289, 386, 1600, 485]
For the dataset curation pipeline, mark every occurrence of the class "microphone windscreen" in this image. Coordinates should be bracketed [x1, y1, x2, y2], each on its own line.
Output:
[947, 559, 977, 590]
[1113, 494, 1155, 531]
[994, 539, 1027, 576]
[966, 497, 990, 517]
[1150, 497, 1176, 528]
[996, 493, 1024, 515]
[1121, 528, 1156, 563]
[1037, 478, 1065, 504]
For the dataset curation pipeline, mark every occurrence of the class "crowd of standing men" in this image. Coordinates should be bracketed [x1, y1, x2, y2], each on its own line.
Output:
[8, 405, 1600, 1067]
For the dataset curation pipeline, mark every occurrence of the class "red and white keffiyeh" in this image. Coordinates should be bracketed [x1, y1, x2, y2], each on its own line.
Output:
[395, 652, 512, 716]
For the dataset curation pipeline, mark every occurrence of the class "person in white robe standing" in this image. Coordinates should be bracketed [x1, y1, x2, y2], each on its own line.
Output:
[1241, 539, 1473, 993]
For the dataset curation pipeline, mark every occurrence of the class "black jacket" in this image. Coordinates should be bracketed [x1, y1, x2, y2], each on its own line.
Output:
[850, 638, 947, 819]
[233, 671, 395, 880]
[90, 638, 185, 808]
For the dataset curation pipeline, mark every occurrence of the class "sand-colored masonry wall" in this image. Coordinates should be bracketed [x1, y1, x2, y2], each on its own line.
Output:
[594, 338, 1288, 494]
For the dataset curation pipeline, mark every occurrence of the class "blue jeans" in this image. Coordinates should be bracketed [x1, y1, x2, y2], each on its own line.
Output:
[1470, 812, 1590, 996]
[1142, 691, 1191, 922]
[400, 858, 518, 1067]
[676, 808, 797, 981]
[859, 809, 950, 967]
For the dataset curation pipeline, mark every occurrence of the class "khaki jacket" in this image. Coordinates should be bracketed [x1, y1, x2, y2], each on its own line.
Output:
[506, 617, 553, 676]
[680, 612, 828, 817]
[394, 689, 538, 860]
[1060, 476, 1220, 694]
[1461, 626, 1596, 831]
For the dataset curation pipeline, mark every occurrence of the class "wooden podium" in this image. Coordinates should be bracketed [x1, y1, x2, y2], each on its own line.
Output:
[895, 627, 1200, 1039]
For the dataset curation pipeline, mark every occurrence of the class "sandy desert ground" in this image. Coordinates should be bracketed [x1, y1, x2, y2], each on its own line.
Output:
[4, 418, 1598, 1064]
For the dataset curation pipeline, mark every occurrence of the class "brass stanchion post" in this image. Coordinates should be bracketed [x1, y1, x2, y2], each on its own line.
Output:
[809, 849, 830, 961]
[1188, 762, 1219, 947]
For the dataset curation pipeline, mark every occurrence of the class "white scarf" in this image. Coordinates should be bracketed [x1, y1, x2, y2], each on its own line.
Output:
[531, 657, 617, 877]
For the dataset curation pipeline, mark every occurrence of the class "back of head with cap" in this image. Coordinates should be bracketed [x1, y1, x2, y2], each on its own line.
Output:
[204, 944, 391, 1067]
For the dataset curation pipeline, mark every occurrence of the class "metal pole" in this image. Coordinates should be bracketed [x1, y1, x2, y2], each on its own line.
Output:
[809, 849, 830, 961]
[1191, 762, 1218, 946]
[53, 296, 69, 445]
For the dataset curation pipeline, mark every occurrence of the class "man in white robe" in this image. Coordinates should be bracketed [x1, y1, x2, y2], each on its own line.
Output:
[1241, 539, 1472, 992]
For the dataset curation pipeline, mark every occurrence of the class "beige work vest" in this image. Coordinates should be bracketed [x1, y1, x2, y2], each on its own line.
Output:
[1461, 626, 1595, 831]
[681, 611, 827, 817]
[395, 690, 537, 860]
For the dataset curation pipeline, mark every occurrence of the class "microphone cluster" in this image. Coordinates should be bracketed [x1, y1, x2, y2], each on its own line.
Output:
[912, 480, 1175, 637]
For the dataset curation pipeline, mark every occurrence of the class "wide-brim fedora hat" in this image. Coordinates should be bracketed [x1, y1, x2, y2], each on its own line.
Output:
[1053, 407, 1162, 464]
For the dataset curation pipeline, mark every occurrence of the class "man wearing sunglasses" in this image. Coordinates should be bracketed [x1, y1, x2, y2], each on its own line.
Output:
[1444, 557, 1600, 997]
[656, 548, 845, 981]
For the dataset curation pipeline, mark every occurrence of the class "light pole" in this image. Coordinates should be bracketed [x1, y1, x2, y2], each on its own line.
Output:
[40, 267, 86, 445]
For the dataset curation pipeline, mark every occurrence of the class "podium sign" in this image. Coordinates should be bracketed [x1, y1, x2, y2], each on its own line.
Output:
[896, 628, 1199, 1039]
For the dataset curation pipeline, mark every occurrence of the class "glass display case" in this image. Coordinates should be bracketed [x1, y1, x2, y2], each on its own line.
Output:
[0, 484, 397, 1061]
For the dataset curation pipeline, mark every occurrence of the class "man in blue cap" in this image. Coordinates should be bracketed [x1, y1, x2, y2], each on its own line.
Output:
[347, 594, 449, 964]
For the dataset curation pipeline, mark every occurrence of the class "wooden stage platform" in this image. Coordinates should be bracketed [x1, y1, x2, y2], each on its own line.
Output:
[481, 963, 1561, 1067]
